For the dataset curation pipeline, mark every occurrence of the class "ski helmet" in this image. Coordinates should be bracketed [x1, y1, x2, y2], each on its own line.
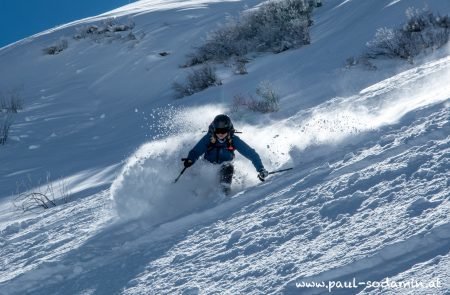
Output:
[212, 114, 233, 133]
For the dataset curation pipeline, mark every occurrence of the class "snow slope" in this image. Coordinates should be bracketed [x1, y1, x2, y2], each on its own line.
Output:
[1, 0, 449, 294]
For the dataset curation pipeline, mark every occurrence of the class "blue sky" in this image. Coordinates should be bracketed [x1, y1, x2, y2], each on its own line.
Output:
[0, 0, 134, 48]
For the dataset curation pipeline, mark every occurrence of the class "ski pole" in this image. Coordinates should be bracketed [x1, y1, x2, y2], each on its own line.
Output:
[174, 167, 187, 183]
[174, 158, 190, 183]
[268, 167, 293, 175]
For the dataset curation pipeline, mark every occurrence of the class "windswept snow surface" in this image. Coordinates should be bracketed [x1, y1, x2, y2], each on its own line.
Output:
[1, 0, 450, 294]
[112, 54, 450, 295]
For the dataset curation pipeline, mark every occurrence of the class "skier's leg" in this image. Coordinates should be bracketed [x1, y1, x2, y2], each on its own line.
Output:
[220, 163, 234, 195]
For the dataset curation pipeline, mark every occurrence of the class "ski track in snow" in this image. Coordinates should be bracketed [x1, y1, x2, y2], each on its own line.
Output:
[117, 103, 450, 295]
[1, 56, 449, 294]
[1, 0, 450, 294]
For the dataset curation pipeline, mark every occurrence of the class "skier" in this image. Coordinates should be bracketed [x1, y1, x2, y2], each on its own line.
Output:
[183, 114, 269, 194]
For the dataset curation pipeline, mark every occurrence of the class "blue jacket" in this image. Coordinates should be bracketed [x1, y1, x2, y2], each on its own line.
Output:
[187, 133, 264, 172]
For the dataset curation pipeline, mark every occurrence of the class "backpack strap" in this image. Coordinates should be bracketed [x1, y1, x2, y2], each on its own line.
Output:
[226, 134, 235, 151]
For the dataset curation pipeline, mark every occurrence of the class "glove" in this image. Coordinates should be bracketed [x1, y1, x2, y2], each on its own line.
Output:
[257, 168, 269, 182]
[183, 158, 193, 168]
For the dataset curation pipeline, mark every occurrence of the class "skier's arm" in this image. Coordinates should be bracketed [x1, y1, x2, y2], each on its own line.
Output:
[187, 134, 210, 164]
[233, 136, 264, 171]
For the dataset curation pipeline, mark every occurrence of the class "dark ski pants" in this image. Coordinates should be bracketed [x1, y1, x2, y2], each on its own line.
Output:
[219, 163, 234, 194]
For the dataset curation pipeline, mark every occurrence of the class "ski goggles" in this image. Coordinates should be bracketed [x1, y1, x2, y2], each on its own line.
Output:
[215, 128, 229, 134]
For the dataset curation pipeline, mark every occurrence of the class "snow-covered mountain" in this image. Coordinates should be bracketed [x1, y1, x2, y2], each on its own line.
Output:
[1, 0, 449, 294]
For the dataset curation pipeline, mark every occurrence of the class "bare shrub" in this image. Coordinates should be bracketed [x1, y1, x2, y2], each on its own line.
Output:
[366, 8, 450, 60]
[232, 81, 280, 113]
[186, 0, 315, 66]
[0, 91, 23, 113]
[232, 57, 249, 75]
[0, 114, 13, 145]
[173, 65, 222, 98]
[73, 18, 137, 43]
[0, 90, 23, 145]
[255, 80, 280, 112]
[345, 56, 377, 70]
[43, 39, 68, 55]
[14, 173, 72, 212]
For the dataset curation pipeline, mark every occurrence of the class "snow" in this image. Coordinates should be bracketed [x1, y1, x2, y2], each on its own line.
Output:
[1, 0, 449, 294]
